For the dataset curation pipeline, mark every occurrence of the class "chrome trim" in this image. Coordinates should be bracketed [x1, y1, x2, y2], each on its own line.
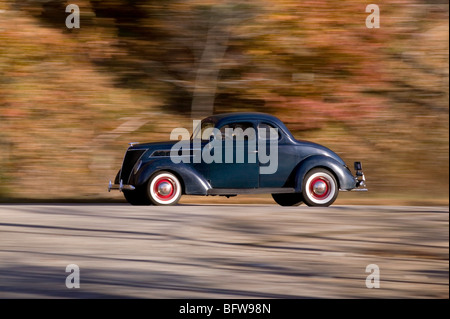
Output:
[149, 150, 172, 157]
[353, 161, 367, 191]
[340, 179, 368, 192]
[157, 181, 172, 196]
[313, 180, 327, 195]
[356, 179, 366, 188]
[149, 149, 203, 158]
[128, 142, 140, 147]
[133, 160, 143, 175]
[340, 188, 368, 192]
[339, 161, 368, 192]
[108, 179, 136, 192]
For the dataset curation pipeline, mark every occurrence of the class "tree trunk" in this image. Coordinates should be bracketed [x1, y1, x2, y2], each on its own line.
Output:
[191, 24, 229, 118]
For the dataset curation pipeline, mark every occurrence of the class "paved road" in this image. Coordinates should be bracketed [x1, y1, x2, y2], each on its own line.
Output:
[0, 205, 448, 298]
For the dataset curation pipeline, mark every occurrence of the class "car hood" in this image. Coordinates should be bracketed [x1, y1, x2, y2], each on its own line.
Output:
[131, 141, 178, 148]
[129, 141, 180, 152]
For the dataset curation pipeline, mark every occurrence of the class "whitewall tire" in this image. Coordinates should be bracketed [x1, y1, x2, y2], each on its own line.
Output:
[147, 171, 182, 206]
[302, 168, 338, 207]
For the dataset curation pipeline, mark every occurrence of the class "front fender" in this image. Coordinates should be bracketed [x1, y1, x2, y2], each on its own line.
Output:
[130, 158, 211, 195]
[294, 155, 356, 192]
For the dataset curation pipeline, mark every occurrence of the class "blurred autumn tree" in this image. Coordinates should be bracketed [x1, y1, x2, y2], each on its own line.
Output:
[0, 0, 448, 202]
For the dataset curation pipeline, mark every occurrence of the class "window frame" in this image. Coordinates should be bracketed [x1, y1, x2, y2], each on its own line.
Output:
[257, 122, 281, 141]
[217, 121, 257, 142]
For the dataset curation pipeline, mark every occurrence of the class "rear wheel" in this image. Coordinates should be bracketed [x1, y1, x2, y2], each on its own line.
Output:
[302, 168, 338, 207]
[272, 193, 303, 206]
[147, 171, 182, 206]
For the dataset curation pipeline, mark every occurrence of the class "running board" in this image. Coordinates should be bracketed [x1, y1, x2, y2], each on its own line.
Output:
[207, 188, 296, 195]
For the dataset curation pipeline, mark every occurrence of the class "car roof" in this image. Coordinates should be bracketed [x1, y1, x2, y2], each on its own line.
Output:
[205, 112, 281, 124]
[204, 112, 294, 140]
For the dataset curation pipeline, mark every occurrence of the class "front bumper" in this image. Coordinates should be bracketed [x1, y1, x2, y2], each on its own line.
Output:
[108, 179, 135, 192]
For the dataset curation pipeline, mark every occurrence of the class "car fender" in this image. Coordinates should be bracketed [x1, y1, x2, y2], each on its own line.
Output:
[294, 155, 356, 192]
[131, 158, 211, 195]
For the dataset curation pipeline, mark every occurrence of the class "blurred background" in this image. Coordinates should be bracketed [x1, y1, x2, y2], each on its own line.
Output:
[0, 0, 448, 204]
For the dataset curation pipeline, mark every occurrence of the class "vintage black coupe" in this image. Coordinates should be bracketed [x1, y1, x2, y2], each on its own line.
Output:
[108, 112, 366, 206]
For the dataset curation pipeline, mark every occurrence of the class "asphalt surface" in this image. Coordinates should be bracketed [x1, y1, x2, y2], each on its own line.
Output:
[0, 204, 448, 298]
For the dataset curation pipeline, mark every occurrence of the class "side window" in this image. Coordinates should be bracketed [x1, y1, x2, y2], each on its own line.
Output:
[192, 121, 216, 141]
[258, 123, 280, 141]
[219, 122, 256, 141]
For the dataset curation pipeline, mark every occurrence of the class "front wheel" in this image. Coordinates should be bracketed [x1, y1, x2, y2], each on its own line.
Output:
[147, 171, 182, 206]
[302, 168, 338, 207]
[123, 188, 151, 206]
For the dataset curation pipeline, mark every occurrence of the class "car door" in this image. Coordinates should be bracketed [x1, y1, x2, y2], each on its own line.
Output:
[258, 122, 297, 188]
[207, 121, 259, 188]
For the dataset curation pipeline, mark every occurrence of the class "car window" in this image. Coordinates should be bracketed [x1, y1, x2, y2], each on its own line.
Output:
[219, 122, 256, 141]
[258, 123, 280, 140]
[192, 121, 216, 141]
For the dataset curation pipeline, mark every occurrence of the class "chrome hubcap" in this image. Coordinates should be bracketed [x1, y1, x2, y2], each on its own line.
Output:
[157, 182, 172, 196]
[313, 180, 327, 195]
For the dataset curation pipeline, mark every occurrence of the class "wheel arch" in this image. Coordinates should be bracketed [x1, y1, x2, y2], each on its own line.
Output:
[294, 155, 356, 192]
[307, 165, 340, 189]
[132, 158, 211, 195]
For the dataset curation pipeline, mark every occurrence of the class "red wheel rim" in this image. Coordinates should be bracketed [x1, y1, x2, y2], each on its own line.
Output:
[309, 177, 330, 200]
[153, 178, 175, 201]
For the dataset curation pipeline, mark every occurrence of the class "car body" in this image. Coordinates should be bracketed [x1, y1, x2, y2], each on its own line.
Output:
[108, 112, 367, 206]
